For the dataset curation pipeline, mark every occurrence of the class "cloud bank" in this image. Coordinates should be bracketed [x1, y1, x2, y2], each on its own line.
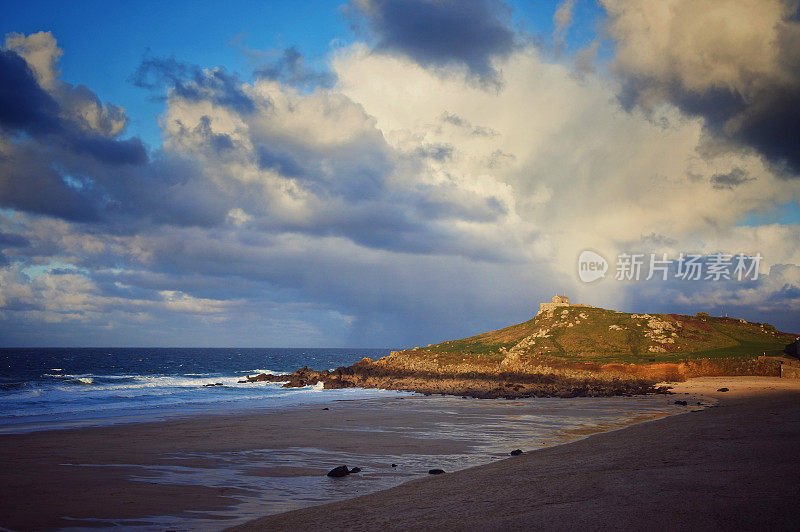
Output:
[604, 0, 800, 175]
[1, 3, 799, 346]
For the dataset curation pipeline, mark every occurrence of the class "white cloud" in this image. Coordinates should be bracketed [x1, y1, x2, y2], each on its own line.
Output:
[2, 25, 800, 344]
[602, 0, 793, 96]
[4, 31, 128, 137]
[4, 31, 61, 90]
[333, 44, 800, 271]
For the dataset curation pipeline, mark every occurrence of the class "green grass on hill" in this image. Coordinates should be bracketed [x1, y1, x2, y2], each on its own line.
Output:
[403, 306, 795, 365]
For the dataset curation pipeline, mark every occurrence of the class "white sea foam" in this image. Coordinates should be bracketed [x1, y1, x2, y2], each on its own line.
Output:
[1, 354, 407, 433]
[249, 369, 289, 375]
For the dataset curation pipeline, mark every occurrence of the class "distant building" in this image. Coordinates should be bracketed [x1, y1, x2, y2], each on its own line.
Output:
[537, 294, 591, 316]
[538, 294, 570, 315]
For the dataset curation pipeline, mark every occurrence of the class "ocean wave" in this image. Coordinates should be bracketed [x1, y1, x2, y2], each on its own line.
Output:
[24, 373, 299, 395]
[234, 369, 290, 376]
[0, 381, 28, 392]
[0, 388, 43, 402]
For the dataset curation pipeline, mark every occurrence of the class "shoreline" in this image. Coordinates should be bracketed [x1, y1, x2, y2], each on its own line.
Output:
[0, 388, 688, 530]
[2, 377, 796, 531]
[0, 385, 415, 435]
[232, 376, 800, 531]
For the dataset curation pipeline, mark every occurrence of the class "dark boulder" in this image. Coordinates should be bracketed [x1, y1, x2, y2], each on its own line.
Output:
[428, 469, 445, 475]
[323, 379, 354, 390]
[717, 388, 729, 392]
[245, 373, 288, 383]
[510, 449, 523, 456]
[674, 400, 688, 405]
[349, 467, 362, 473]
[391, 463, 398, 467]
[326, 465, 351, 478]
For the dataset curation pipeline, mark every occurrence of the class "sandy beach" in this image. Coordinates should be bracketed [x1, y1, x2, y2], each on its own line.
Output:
[1, 377, 798, 530]
[0, 389, 680, 530]
[233, 377, 800, 531]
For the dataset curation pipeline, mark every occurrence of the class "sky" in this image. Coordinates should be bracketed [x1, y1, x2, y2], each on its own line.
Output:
[0, 0, 798, 347]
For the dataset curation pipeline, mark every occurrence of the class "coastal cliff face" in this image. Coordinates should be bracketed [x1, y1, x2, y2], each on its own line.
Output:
[244, 307, 798, 398]
[244, 359, 661, 399]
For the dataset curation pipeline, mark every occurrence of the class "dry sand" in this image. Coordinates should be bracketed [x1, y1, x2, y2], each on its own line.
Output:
[232, 377, 800, 531]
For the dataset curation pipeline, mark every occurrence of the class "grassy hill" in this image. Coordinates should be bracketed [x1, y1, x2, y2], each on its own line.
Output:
[398, 306, 797, 366]
[256, 306, 798, 397]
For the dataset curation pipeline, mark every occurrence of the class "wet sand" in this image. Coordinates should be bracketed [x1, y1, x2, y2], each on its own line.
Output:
[233, 377, 800, 531]
[0, 393, 682, 530]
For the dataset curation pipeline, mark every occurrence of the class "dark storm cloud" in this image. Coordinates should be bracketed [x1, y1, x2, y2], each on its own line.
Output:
[605, 0, 800, 176]
[0, 50, 61, 134]
[440, 111, 468, 127]
[257, 146, 305, 178]
[130, 55, 256, 114]
[414, 143, 453, 161]
[731, 86, 800, 175]
[0, 48, 151, 221]
[254, 47, 335, 89]
[68, 135, 147, 166]
[0, 42, 236, 228]
[619, 78, 800, 176]
[0, 49, 147, 167]
[251, 126, 394, 202]
[710, 168, 754, 190]
[194, 116, 235, 153]
[0, 232, 29, 248]
[0, 145, 100, 221]
[347, 0, 518, 84]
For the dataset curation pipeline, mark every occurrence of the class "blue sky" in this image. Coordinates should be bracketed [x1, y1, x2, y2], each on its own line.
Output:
[0, 0, 610, 147]
[0, 1, 352, 148]
[0, 0, 798, 346]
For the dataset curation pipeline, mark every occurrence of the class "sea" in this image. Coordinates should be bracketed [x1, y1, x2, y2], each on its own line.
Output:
[0, 347, 396, 433]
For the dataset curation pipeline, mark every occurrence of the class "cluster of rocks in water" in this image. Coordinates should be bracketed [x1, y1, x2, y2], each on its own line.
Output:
[327, 465, 447, 477]
[241, 357, 665, 399]
[325, 449, 527, 479]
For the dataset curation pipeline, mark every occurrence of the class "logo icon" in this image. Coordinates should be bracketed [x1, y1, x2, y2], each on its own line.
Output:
[577, 250, 608, 283]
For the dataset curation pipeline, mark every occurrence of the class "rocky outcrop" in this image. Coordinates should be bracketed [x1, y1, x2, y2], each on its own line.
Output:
[326, 466, 351, 478]
[243, 358, 662, 399]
